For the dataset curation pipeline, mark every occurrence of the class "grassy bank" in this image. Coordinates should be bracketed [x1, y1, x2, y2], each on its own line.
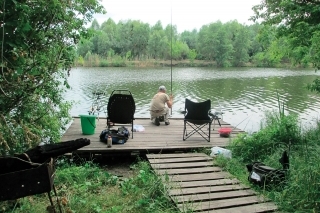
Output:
[216, 104, 320, 212]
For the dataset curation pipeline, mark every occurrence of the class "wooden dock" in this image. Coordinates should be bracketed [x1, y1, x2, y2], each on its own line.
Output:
[147, 153, 278, 213]
[61, 117, 245, 155]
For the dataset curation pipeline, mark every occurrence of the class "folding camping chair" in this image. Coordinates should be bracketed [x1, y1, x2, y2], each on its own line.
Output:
[183, 98, 213, 142]
[107, 90, 135, 138]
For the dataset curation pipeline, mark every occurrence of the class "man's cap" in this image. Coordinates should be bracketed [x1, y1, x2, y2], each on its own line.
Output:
[159, 85, 166, 91]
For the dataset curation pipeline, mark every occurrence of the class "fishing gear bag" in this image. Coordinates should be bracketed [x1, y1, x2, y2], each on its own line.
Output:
[246, 162, 286, 187]
[99, 126, 130, 144]
[246, 151, 289, 187]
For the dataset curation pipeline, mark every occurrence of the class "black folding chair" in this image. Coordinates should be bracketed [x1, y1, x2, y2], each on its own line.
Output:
[107, 90, 135, 138]
[183, 99, 213, 142]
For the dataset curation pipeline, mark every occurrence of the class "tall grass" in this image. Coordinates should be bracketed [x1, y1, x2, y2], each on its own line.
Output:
[0, 160, 178, 213]
[217, 100, 320, 212]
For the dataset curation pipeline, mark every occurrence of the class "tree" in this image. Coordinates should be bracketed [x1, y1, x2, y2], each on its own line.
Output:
[0, 0, 104, 154]
[77, 38, 94, 57]
[197, 24, 219, 61]
[251, 0, 320, 91]
[224, 21, 250, 66]
[180, 29, 198, 50]
[147, 22, 168, 59]
[214, 27, 233, 67]
[147, 31, 168, 59]
[247, 24, 263, 59]
[198, 22, 233, 67]
[130, 21, 150, 60]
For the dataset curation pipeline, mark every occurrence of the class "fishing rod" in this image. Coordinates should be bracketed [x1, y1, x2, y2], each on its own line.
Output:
[170, 1, 173, 115]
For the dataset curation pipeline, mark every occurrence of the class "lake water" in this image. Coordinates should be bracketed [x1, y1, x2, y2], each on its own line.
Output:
[65, 67, 320, 133]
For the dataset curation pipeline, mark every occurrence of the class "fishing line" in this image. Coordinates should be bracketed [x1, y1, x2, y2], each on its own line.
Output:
[232, 114, 254, 130]
[0, 0, 9, 96]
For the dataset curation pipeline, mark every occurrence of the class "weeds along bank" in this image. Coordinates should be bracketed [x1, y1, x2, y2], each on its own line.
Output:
[217, 109, 320, 213]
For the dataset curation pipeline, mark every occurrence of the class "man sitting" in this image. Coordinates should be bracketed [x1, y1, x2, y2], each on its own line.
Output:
[149, 85, 173, 126]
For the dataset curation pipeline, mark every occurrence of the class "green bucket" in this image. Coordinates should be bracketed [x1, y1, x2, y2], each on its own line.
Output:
[79, 115, 96, 135]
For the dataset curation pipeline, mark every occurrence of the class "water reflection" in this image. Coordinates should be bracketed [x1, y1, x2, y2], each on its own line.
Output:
[65, 67, 320, 132]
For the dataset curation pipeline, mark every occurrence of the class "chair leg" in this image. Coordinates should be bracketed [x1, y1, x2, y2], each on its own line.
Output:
[131, 121, 133, 139]
[183, 121, 186, 141]
[208, 122, 211, 142]
[212, 118, 221, 130]
[184, 121, 211, 142]
[53, 184, 62, 213]
[47, 191, 56, 213]
[217, 119, 221, 127]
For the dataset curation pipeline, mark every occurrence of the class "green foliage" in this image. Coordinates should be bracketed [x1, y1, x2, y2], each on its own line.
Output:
[231, 25, 250, 66]
[78, 15, 319, 69]
[252, 0, 320, 91]
[187, 49, 197, 63]
[0, 0, 104, 154]
[306, 78, 320, 94]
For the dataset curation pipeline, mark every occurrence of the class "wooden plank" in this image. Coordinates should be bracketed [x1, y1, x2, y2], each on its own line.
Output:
[150, 161, 213, 169]
[172, 189, 256, 203]
[201, 203, 278, 213]
[169, 184, 248, 196]
[177, 195, 266, 211]
[164, 172, 229, 182]
[155, 167, 222, 175]
[148, 156, 212, 164]
[168, 179, 240, 188]
[147, 153, 208, 159]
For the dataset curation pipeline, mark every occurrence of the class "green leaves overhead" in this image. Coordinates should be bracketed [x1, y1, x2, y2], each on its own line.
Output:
[251, 0, 320, 91]
[0, 0, 104, 154]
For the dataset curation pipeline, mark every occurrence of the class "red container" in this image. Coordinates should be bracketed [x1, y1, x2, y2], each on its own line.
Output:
[218, 128, 232, 137]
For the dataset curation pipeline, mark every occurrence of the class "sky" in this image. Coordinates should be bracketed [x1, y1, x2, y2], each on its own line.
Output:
[94, 0, 261, 32]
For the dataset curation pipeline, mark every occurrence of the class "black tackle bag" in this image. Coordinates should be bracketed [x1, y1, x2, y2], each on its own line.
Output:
[99, 126, 130, 144]
[246, 151, 289, 187]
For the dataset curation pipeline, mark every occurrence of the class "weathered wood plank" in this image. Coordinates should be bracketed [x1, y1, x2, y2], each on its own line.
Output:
[164, 172, 230, 182]
[169, 184, 249, 196]
[148, 156, 212, 164]
[155, 167, 222, 175]
[172, 189, 256, 203]
[169, 178, 240, 189]
[150, 161, 213, 169]
[146, 153, 208, 158]
[177, 196, 266, 211]
[201, 203, 278, 213]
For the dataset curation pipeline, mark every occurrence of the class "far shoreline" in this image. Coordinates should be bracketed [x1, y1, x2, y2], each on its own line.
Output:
[74, 59, 307, 69]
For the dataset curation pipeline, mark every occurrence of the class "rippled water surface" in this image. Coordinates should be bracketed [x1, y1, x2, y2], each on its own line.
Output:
[65, 67, 320, 132]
